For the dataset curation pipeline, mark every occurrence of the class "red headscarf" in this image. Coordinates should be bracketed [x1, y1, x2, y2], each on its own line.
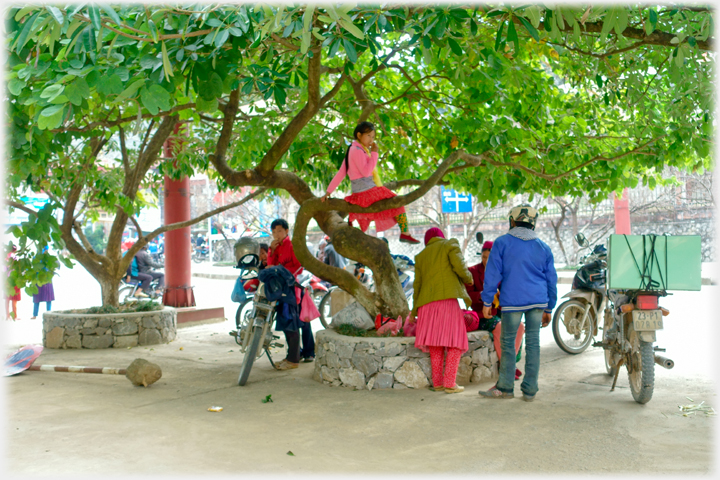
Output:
[424, 227, 445, 246]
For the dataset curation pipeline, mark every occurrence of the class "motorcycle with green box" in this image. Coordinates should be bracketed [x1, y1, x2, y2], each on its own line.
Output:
[592, 233, 701, 404]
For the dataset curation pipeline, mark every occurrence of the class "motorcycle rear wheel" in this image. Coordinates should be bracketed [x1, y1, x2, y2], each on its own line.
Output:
[552, 299, 594, 354]
[238, 323, 264, 386]
[118, 286, 136, 304]
[192, 254, 202, 264]
[626, 323, 655, 404]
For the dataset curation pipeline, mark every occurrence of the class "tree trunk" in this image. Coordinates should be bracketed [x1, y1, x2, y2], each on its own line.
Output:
[99, 275, 121, 308]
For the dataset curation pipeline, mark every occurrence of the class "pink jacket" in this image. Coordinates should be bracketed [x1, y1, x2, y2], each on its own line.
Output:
[326, 141, 378, 195]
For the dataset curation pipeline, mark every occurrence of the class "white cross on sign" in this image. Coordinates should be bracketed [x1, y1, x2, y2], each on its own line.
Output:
[441, 188, 471, 213]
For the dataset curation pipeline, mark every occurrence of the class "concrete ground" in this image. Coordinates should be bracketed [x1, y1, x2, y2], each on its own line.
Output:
[2, 262, 718, 475]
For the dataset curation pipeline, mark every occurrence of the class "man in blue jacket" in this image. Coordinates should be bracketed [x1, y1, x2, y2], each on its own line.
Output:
[479, 204, 557, 402]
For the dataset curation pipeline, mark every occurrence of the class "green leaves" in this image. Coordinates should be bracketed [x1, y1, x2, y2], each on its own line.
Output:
[40, 84, 64, 102]
[64, 77, 90, 105]
[343, 38, 357, 63]
[38, 104, 66, 130]
[140, 85, 172, 115]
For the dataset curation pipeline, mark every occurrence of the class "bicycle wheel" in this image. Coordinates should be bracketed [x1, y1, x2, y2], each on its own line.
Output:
[552, 299, 594, 354]
[235, 298, 254, 330]
[238, 323, 264, 386]
[318, 289, 334, 329]
[627, 323, 655, 404]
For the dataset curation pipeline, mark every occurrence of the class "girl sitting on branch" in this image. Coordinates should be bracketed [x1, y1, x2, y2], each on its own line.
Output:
[321, 122, 420, 244]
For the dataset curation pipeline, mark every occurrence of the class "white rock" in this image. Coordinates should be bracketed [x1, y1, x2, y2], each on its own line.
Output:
[456, 361, 473, 385]
[472, 347, 490, 366]
[321, 366, 339, 383]
[471, 365, 493, 383]
[339, 368, 366, 389]
[383, 355, 407, 372]
[366, 376, 375, 391]
[394, 360, 429, 389]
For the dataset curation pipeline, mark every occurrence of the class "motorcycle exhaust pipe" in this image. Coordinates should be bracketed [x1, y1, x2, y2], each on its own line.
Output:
[654, 355, 674, 369]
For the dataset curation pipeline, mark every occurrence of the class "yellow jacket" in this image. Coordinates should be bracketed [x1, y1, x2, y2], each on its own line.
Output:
[411, 237, 473, 317]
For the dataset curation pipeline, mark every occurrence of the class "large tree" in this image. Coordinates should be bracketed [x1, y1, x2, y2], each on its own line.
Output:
[6, 4, 714, 315]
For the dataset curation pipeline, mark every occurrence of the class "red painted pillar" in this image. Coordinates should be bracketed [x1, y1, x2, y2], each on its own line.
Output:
[162, 128, 196, 307]
[613, 188, 631, 235]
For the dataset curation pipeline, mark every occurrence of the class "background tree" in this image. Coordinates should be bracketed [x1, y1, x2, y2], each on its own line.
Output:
[6, 4, 714, 315]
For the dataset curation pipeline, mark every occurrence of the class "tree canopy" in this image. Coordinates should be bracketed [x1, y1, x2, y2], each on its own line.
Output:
[5, 4, 714, 313]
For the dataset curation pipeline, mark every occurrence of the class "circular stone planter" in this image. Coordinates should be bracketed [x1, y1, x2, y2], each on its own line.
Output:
[313, 329, 498, 390]
[42, 307, 177, 349]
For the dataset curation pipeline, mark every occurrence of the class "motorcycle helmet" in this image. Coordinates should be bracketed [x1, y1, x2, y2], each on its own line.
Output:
[234, 237, 260, 268]
[508, 203, 538, 228]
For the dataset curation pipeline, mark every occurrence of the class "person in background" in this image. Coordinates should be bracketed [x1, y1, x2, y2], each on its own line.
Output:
[31, 247, 55, 320]
[409, 227, 474, 394]
[323, 237, 347, 270]
[316, 236, 328, 263]
[135, 245, 165, 297]
[268, 219, 315, 368]
[465, 240, 525, 380]
[5, 244, 21, 321]
[479, 204, 557, 402]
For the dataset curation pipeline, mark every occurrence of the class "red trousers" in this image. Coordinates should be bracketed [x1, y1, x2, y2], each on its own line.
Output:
[428, 346, 463, 389]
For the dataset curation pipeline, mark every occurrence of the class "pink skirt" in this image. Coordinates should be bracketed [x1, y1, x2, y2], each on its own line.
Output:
[345, 186, 406, 233]
[414, 299, 469, 353]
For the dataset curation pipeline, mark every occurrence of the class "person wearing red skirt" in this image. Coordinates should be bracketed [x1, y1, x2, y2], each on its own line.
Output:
[409, 227, 474, 393]
[5, 245, 21, 321]
[321, 122, 420, 244]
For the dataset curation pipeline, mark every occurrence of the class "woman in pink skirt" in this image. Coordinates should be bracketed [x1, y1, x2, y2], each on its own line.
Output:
[321, 122, 420, 244]
[410, 227, 474, 393]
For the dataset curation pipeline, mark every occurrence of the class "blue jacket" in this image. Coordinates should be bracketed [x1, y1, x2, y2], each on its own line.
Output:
[481, 228, 558, 313]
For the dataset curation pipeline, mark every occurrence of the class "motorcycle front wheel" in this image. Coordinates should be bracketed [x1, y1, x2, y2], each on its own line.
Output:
[238, 323, 264, 386]
[318, 288, 334, 329]
[235, 298, 255, 330]
[626, 323, 655, 404]
[192, 254, 202, 264]
[552, 299, 595, 354]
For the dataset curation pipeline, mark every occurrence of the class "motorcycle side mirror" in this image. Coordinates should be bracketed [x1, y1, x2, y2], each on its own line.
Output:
[574, 233, 590, 248]
[476, 232, 484, 245]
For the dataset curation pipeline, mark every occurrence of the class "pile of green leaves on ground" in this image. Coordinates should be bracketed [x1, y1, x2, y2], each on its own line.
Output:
[64, 301, 163, 315]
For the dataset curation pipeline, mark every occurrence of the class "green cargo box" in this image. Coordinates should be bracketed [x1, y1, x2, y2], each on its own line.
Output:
[607, 234, 702, 291]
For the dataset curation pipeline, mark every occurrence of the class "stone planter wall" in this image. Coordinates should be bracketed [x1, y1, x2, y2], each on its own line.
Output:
[313, 329, 498, 390]
[42, 307, 177, 349]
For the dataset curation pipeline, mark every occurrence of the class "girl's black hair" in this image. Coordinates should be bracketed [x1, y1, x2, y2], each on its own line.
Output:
[344, 122, 375, 173]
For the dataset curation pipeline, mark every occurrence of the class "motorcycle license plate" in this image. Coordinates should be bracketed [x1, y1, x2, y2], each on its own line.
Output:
[632, 310, 663, 331]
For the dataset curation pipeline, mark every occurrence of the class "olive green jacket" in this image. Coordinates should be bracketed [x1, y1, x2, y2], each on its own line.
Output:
[411, 237, 474, 317]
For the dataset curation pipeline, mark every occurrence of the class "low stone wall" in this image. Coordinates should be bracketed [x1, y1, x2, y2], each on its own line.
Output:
[42, 308, 177, 349]
[313, 329, 498, 390]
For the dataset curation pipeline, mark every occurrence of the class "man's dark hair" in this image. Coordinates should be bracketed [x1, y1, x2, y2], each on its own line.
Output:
[271, 219, 289, 230]
[513, 220, 535, 230]
[259, 243, 269, 252]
